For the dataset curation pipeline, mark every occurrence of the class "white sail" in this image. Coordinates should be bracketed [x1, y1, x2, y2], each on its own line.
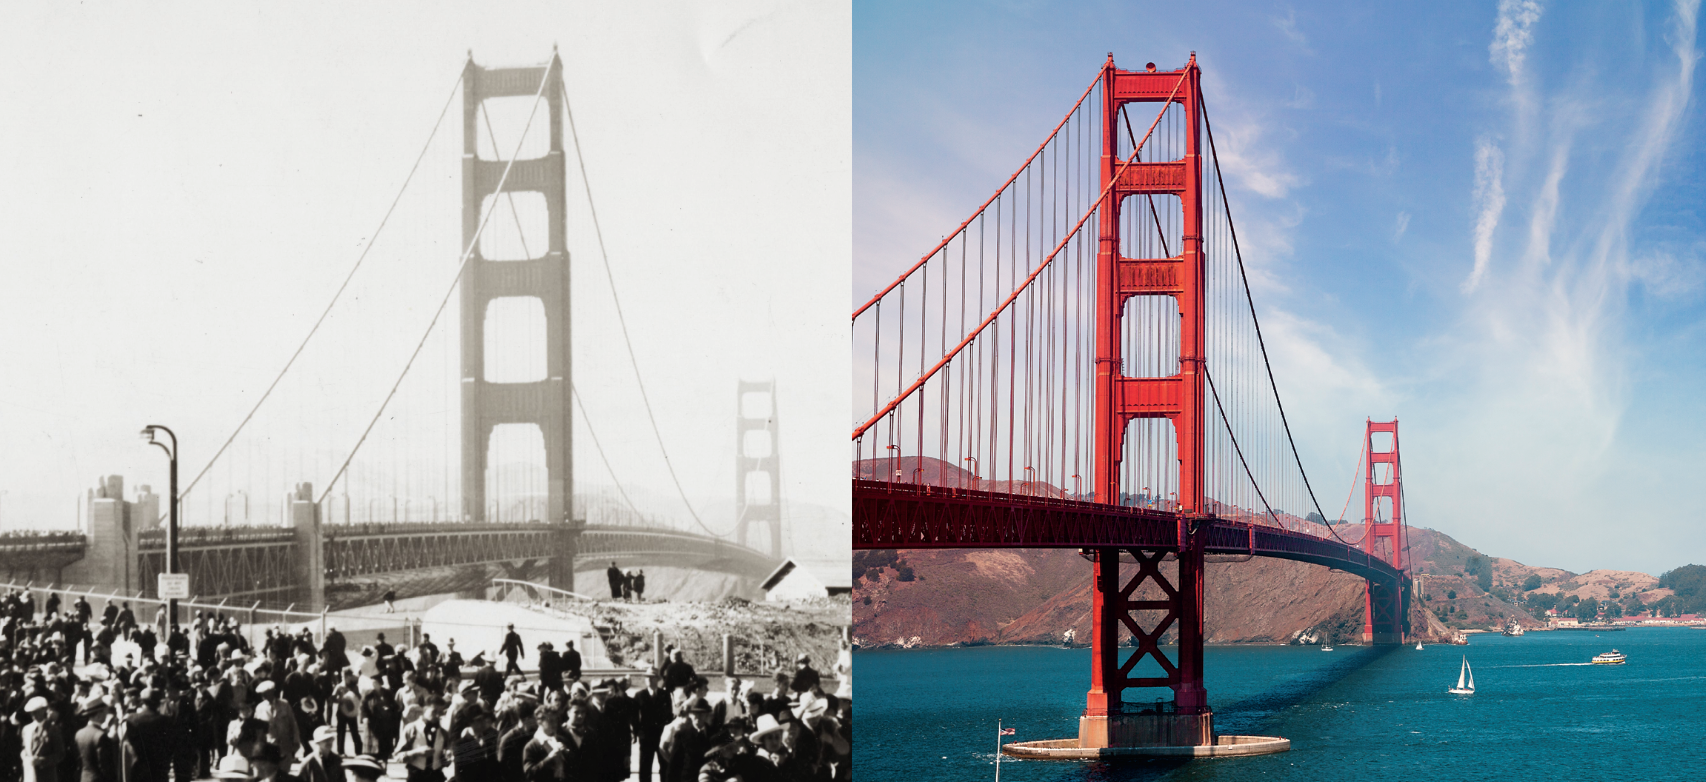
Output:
[1455, 657, 1467, 690]
[1465, 659, 1474, 691]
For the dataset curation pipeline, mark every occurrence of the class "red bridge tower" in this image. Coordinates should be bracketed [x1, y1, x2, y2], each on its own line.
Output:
[1362, 419, 1409, 644]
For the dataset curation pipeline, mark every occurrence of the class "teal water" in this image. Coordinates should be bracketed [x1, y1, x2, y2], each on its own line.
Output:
[857, 629, 1706, 780]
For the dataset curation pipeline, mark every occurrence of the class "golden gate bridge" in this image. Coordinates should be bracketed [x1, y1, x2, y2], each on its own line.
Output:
[852, 54, 1410, 757]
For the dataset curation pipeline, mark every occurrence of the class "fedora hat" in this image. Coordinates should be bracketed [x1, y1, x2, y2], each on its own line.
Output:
[211, 754, 254, 779]
[750, 713, 786, 741]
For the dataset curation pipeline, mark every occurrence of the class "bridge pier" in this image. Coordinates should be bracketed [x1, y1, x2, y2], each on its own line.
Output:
[288, 483, 325, 612]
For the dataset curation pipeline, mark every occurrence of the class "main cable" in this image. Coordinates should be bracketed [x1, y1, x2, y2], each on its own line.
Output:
[560, 79, 733, 539]
[167, 69, 465, 520]
[318, 65, 552, 505]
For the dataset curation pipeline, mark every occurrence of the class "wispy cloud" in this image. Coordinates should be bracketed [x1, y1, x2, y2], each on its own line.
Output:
[1394, 211, 1410, 242]
[1272, 7, 1312, 54]
[1463, 138, 1506, 292]
[1490, 0, 1544, 86]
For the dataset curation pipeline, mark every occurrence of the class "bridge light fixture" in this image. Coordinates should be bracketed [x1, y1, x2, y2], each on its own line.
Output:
[139, 424, 181, 628]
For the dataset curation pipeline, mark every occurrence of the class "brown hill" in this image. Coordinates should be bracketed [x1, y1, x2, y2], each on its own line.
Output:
[853, 526, 1552, 648]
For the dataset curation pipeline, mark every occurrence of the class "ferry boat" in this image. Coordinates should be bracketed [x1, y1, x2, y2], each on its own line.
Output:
[1591, 650, 1626, 665]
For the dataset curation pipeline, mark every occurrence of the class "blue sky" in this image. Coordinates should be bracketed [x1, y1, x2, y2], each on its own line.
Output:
[855, 1, 1705, 574]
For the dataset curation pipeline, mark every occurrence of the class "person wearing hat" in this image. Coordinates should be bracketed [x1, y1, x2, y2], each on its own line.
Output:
[253, 679, 301, 760]
[561, 640, 582, 684]
[398, 699, 448, 781]
[74, 695, 119, 782]
[635, 666, 671, 782]
[659, 697, 713, 782]
[451, 701, 501, 782]
[500, 624, 526, 680]
[699, 717, 760, 782]
[747, 713, 798, 780]
[472, 653, 504, 707]
[340, 755, 385, 782]
[209, 753, 255, 781]
[789, 654, 821, 695]
[300, 725, 344, 782]
[660, 650, 696, 697]
[20, 695, 63, 782]
[125, 688, 176, 782]
[606, 562, 625, 601]
[600, 676, 637, 781]
[537, 641, 563, 693]
[360, 677, 400, 762]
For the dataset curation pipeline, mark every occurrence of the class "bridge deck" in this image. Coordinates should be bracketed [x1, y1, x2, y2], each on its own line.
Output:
[852, 480, 1403, 584]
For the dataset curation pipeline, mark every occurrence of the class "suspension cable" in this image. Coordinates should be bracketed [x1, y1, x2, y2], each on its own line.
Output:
[559, 80, 733, 539]
[570, 383, 647, 524]
[166, 69, 465, 522]
[318, 65, 552, 505]
[1199, 83, 1351, 547]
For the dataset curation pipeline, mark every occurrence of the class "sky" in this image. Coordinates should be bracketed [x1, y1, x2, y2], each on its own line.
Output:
[0, 1, 850, 556]
[855, 0, 1706, 575]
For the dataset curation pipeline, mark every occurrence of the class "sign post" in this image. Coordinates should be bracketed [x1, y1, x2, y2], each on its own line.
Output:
[157, 573, 190, 601]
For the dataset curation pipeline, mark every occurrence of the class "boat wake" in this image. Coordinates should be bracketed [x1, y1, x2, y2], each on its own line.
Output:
[1484, 662, 1595, 668]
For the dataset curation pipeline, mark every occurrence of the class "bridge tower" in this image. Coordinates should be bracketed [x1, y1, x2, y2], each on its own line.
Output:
[735, 380, 783, 559]
[460, 52, 576, 591]
[1362, 419, 1409, 644]
[1085, 53, 1213, 748]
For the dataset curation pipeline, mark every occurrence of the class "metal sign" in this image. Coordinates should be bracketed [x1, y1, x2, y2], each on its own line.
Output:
[157, 573, 190, 600]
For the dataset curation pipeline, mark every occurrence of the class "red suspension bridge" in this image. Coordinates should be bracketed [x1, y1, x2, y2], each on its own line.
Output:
[852, 54, 1411, 756]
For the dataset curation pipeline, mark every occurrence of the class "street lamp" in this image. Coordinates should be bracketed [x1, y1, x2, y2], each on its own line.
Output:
[140, 424, 179, 627]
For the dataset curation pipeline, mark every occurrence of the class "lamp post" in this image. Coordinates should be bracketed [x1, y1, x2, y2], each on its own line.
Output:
[140, 425, 179, 627]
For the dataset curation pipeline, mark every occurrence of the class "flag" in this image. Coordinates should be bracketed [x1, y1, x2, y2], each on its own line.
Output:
[1000, 727, 1016, 735]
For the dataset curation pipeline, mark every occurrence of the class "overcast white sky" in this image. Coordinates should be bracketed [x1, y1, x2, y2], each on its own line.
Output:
[0, 1, 849, 550]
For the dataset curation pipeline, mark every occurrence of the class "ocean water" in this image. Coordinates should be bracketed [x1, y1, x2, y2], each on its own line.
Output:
[856, 628, 1706, 780]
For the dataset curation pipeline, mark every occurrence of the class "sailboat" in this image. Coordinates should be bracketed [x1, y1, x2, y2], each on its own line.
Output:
[1416, 641, 1424, 650]
[1447, 656, 1475, 695]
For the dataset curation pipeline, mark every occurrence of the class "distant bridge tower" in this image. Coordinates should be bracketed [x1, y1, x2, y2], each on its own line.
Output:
[460, 52, 576, 590]
[1361, 418, 1409, 644]
[735, 380, 782, 559]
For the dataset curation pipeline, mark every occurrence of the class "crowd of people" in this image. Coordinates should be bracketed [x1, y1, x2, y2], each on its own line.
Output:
[0, 588, 851, 781]
[604, 564, 646, 603]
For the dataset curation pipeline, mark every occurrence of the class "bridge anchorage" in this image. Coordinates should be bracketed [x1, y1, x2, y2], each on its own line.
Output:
[853, 53, 1409, 758]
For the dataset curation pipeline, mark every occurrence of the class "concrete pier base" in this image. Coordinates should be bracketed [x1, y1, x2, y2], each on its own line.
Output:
[1079, 711, 1214, 748]
[1002, 734, 1290, 759]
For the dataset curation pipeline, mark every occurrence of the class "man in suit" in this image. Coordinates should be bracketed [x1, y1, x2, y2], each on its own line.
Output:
[497, 699, 538, 782]
[20, 697, 63, 782]
[634, 668, 672, 782]
[122, 689, 173, 782]
[501, 625, 526, 679]
[300, 725, 345, 782]
[537, 642, 562, 693]
[659, 698, 712, 782]
[561, 641, 582, 685]
[74, 697, 118, 782]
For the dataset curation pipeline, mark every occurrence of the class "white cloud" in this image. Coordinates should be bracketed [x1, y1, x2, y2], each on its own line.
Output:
[1463, 138, 1506, 292]
[1394, 211, 1410, 242]
[1490, 0, 1544, 86]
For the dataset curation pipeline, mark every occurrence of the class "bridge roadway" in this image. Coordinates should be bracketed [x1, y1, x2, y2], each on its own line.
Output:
[853, 480, 1404, 585]
[0, 522, 778, 611]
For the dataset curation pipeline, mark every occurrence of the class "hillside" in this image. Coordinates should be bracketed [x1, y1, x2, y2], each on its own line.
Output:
[853, 526, 1564, 649]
